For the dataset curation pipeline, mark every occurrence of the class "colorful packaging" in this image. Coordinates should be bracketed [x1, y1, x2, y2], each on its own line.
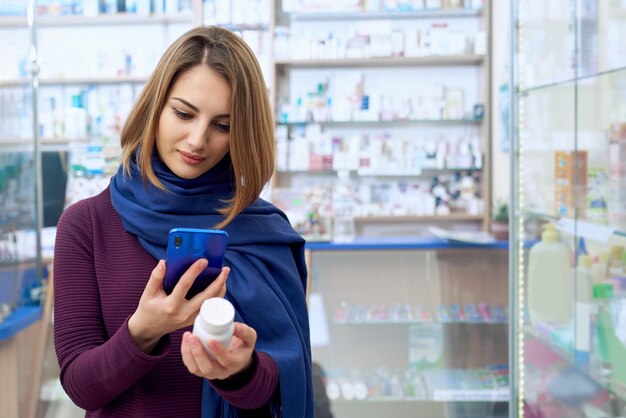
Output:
[555, 150, 588, 219]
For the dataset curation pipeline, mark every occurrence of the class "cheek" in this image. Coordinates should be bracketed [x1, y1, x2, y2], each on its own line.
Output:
[215, 134, 230, 152]
[156, 114, 182, 148]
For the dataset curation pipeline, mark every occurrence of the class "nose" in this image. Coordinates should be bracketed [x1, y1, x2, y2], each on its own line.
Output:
[186, 123, 209, 150]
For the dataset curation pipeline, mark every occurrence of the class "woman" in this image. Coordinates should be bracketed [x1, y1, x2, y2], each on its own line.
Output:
[53, 26, 313, 418]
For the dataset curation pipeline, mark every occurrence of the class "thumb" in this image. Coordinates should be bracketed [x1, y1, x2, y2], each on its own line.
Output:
[233, 322, 257, 348]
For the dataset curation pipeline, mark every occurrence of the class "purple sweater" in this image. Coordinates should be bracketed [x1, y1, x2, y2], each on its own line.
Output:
[53, 188, 279, 417]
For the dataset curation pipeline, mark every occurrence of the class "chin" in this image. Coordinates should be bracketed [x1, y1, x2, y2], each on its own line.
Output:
[172, 166, 204, 180]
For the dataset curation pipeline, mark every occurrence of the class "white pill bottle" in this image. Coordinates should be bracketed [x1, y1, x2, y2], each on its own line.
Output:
[193, 297, 235, 358]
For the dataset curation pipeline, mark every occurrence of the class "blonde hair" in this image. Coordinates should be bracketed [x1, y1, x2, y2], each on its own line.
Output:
[120, 26, 274, 229]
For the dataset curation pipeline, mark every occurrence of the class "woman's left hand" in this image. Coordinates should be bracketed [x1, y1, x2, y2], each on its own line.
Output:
[181, 322, 257, 380]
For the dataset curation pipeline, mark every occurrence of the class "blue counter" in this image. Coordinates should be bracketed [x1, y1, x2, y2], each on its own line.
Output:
[0, 306, 43, 341]
[305, 236, 509, 251]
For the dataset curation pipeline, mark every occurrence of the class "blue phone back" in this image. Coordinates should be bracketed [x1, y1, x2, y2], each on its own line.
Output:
[163, 228, 228, 299]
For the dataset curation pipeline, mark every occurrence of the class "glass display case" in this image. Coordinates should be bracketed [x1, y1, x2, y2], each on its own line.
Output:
[0, 1, 47, 417]
[306, 239, 509, 418]
[0, 1, 40, 323]
[512, 0, 626, 416]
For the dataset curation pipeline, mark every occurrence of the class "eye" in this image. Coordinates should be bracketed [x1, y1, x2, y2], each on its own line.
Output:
[172, 108, 192, 120]
[215, 122, 230, 133]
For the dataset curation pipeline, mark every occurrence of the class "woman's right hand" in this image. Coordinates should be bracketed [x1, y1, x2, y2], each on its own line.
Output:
[128, 259, 230, 353]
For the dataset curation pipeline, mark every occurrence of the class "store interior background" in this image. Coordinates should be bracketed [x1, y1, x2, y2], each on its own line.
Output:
[0, 1, 519, 418]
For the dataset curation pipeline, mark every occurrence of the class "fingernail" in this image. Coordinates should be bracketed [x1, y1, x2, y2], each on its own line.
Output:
[159, 260, 165, 271]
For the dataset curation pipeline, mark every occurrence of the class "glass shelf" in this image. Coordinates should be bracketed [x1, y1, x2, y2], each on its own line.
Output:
[524, 324, 626, 402]
[524, 211, 626, 242]
[278, 119, 482, 127]
[277, 167, 481, 177]
[520, 65, 626, 95]
[211, 22, 269, 31]
[274, 55, 485, 68]
[330, 395, 508, 403]
[333, 320, 508, 325]
[286, 8, 483, 21]
[0, 76, 147, 87]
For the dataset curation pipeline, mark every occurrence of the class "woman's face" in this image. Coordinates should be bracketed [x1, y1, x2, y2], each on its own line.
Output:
[156, 64, 231, 179]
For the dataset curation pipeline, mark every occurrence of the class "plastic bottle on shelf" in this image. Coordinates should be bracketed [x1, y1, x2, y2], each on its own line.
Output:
[607, 245, 625, 276]
[608, 122, 626, 231]
[332, 170, 356, 243]
[192, 297, 235, 360]
[591, 283, 614, 379]
[527, 223, 572, 325]
[591, 252, 609, 284]
[576, 237, 588, 261]
[574, 255, 593, 368]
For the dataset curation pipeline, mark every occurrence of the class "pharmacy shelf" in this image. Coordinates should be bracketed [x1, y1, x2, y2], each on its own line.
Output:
[524, 211, 626, 242]
[274, 55, 485, 68]
[0, 75, 147, 87]
[333, 320, 508, 325]
[278, 118, 482, 127]
[0, 79, 31, 87]
[0, 16, 26, 27]
[286, 8, 483, 21]
[0, 79, 29, 87]
[0, 136, 91, 143]
[356, 168, 479, 176]
[0, 13, 193, 27]
[355, 214, 484, 223]
[524, 325, 626, 401]
[0, 136, 92, 152]
[212, 22, 269, 31]
[40, 76, 148, 85]
[329, 394, 508, 403]
[277, 167, 481, 176]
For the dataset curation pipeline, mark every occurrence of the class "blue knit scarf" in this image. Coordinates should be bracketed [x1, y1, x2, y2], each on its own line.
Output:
[109, 152, 314, 418]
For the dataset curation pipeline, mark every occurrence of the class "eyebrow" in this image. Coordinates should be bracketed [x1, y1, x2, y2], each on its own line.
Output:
[171, 97, 230, 119]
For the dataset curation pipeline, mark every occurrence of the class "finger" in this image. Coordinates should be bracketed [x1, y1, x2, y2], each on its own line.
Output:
[189, 267, 230, 307]
[181, 332, 200, 375]
[191, 336, 226, 378]
[144, 260, 166, 295]
[207, 339, 250, 375]
[232, 322, 257, 348]
[170, 258, 208, 300]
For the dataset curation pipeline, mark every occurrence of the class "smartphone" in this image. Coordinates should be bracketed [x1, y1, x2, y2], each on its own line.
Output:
[163, 228, 228, 299]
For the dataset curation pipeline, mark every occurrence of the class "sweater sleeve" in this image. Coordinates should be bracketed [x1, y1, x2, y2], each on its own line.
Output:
[209, 351, 279, 410]
[53, 201, 170, 411]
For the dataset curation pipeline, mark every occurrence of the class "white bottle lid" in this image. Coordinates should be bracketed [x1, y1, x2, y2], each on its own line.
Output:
[198, 298, 235, 335]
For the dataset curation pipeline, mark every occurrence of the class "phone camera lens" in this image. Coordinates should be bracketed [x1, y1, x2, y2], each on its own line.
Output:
[174, 235, 183, 248]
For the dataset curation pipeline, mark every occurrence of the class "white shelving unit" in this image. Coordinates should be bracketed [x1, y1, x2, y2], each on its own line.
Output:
[271, 0, 492, 237]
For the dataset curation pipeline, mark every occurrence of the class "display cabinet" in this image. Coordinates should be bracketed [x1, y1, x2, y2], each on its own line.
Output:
[0, 2, 47, 417]
[306, 238, 509, 418]
[511, 0, 626, 416]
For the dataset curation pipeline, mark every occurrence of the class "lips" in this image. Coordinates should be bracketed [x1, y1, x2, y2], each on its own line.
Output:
[179, 150, 206, 165]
